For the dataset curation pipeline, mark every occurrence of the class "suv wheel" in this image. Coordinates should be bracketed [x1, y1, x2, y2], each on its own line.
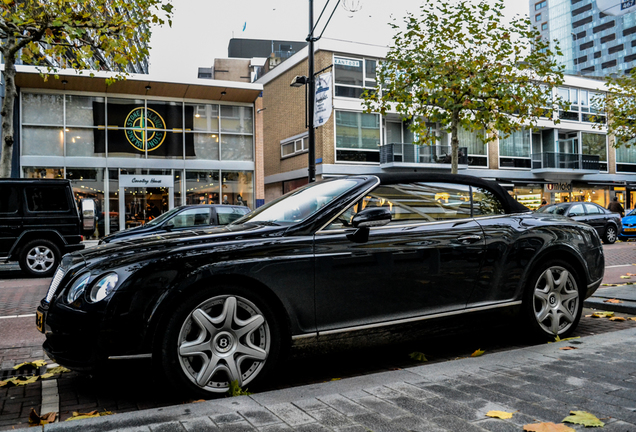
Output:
[19, 240, 60, 277]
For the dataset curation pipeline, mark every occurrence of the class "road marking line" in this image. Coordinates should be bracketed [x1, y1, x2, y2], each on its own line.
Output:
[606, 264, 634, 268]
[0, 314, 36, 319]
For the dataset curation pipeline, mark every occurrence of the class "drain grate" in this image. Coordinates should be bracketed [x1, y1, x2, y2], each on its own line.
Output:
[0, 365, 43, 380]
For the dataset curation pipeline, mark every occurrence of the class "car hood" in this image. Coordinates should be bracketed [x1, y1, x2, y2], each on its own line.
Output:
[622, 214, 636, 226]
[101, 224, 158, 243]
[75, 222, 287, 272]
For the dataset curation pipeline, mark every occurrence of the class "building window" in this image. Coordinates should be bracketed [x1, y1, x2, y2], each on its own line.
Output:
[581, 133, 607, 170]
[499, 129, 531, 158]
[535, 1, 547, 11]
[558, 87, 604, 123]
[457, 127, 487, 167]
[334, 56, 377, 99]
[536, 13, 542, 21]
[335, 111, 380, 163]
[542, 23, 548, 30]
[281, 134, 308, 158]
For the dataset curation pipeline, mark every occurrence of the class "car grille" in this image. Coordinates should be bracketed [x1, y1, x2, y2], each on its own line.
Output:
[45, 268, 66, 303]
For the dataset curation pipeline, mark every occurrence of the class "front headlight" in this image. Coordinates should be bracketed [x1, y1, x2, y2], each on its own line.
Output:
[89, 273, 119, 303]
[66, 272, 91, 303]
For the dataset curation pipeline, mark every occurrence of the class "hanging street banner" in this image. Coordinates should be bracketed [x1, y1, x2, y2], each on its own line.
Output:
[596, 0, 636, 16]
[93, 102, 195, 157]
[314, 72, 333, 128]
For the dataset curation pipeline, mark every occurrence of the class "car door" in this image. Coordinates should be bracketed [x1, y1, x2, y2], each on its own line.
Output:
[582, 203, 606, 236]
[0, 184, 22, 256]
[313, 182, 486, 332]
[566, 203, 587, 226]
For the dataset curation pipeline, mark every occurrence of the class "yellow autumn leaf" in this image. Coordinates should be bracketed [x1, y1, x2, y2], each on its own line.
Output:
[609, 317, 626, 321]
[630, 317, 636, 321]
[65, 410, 113, 421]
[549, 336, 580, 343]
[562, 411, 604, 427]
[471, 349, 485, 357]
[621, 275, 631, 279]
[591, 311, 614, 318]
[46, 366, 71, 374]
[604, 299, 623, 304]
[39, 373, 55, 379]
[9, 376, 39, 386]
[523, 422, 575, 432]
[486, 410, 513, 419]
[409, 352, 428, 362]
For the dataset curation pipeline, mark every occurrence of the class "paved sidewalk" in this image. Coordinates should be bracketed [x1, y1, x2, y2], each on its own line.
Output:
[14, 327, 636, 432]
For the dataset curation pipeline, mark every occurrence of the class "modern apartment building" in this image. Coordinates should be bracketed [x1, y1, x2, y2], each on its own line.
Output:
[531, 0, 636, 76]
[258, 39, 636, 210]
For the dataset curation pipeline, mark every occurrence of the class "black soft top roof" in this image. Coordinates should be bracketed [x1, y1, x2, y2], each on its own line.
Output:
[364, 172, 529, 214]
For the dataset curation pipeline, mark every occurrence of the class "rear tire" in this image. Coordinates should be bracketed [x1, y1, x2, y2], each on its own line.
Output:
[522, 260, 583, 340]
[159, 285, 283, 398]
[603, 225, 617, 244]
[18, 240, 60, 277]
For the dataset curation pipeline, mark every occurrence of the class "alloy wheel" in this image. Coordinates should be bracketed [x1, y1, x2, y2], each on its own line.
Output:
[177, 295, 270, 392]
[26, 246, 56, 273]
[606, 226, 617, 243]
[532, 266, 580, 336]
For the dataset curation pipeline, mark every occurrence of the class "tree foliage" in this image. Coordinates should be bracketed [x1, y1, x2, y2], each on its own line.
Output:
[362, 0, 567, 173]
[0, 0, 173, 177]
[593, 70, 636, 149]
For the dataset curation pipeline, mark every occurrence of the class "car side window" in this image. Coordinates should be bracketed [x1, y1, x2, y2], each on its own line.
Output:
[217, 207, 249, 225]
[568, 204, 585, 217]
[0, 186, 19, 214]
[324, 182, 472, 230]
[167, 208, 210, 228]
[584, 203, 601, 214]
[472, 187, 506, 217]
[25, 186, 69, 212]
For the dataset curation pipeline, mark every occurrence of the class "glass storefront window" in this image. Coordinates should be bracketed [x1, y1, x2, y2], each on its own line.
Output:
[220, 106, 253, 134]
[458, 127, 486, 155]
[222, 171, 253, 209]
[189, 104, 219, 132]
[23, 167, 64, 179]
[108, 169, 120, 235]
[191, 133, 219, 160]
[185, 171, 220, 205]
[174, 169, 183, 207]
[221, 134, 252, 161]
[22, 126, 64, 156]
[67, 168, 105, 239]
[66, 127, 102, 157]
[581, 132, 607, 162]
[66, 95, 104, 126]
[22, 93, 63, 125]
[335, 111, 380, 150]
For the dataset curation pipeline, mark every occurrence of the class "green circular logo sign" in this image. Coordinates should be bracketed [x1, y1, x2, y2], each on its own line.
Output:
[124, 107, 167, 152]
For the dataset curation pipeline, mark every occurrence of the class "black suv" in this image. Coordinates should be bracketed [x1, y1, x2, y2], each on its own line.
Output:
[0, 179, 95, 277]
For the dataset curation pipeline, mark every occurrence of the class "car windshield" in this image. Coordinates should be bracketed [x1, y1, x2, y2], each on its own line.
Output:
[627, 208, 636, 217]
[536, 204, 567, 216]
[145, 206, 182, 227]
[234, 178, 361, 226]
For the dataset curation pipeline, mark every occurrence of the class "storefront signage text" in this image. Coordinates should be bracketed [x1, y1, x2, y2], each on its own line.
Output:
[119, 175, 174, 188]
[545, 182, 573, 193]
[334, 58, 360, 68]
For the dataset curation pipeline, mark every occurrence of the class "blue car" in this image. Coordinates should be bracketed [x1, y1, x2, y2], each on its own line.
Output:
[619, 208, 636, 241]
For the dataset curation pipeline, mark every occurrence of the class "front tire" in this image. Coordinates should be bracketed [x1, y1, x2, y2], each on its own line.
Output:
[522, 260, 583, 340]
[159, 285, 282, 397]
[604, 225, 617, 244]
[18, 240, 60, 277]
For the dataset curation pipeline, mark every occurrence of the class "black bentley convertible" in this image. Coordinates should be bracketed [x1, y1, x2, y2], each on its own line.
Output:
[37, 173, 604, 396]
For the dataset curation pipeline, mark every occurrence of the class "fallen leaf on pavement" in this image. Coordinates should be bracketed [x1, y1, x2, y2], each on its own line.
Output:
[609, 317, 626, 321]
[621, 275, 632, 279]
[562, 410, 604, 427]
[550, 336, 580, 343]
[39, 373, 55, 379]
[630, 317, 636, 321]
[65, 410, 113, 421]
[13, 360, 47, 370]
[559, 346, 577, 350]
[591, 311, 614, 318]
[28, 408, 56, 426]
[46, 366, 71, 374]
[626, 273, 636, 276]
[471, 349, 485, 357]
[8, 376, 39, 386]
[409, 352, 428, 362]
[523, 422, 575, 432]
[486, 410, 513, 419]
[604, 299, 623, 304]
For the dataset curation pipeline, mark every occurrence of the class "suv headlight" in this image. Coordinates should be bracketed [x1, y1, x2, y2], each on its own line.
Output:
[66, 272, 91, 304]
[89, 273, 119, 303]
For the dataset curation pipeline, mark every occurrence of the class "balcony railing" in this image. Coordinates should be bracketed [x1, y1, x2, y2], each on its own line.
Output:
[531, 152, 600, 172]
[380, 143, 468, 167]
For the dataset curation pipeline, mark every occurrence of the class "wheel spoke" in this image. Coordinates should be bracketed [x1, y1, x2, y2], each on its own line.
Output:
[543, 269, 555, 292]
[196, 353, 222, 387]
[549, 310, 561, 334]
[191, 309, 220, 336]
[558, 304, 576, 324]
[179, 332, 210, 358]
[561, 290, 579, 302]
[554, 270, 570, 291]
[536, 305, 550, 323]
[534, 289, 550, 302]
[211, 297, 238, 330]
[235, 314, 265, 339]
[236, 342, 267, 360]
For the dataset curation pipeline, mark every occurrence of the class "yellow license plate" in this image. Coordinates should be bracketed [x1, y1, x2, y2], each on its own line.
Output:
[36, 311, 44, 333]
[625, 228, 636, 232]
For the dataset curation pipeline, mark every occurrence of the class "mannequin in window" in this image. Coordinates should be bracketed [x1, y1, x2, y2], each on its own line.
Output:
[222, 194, 229, 205]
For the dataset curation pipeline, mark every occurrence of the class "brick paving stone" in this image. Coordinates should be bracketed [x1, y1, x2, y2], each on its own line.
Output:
[149, 421, 187, 432]
[315, 395, 368, 417]
[430, 414, 490, 432]
[471, 418, 520, 432]
[259, 424, 293, 432]
[217, 422, 258, 432]
[302, 408, 351, 429]
[265, 403, 315, 427]
[239, 409, 281, 427]
[346, 395, 408, 420]
[180, 417, 220, 432]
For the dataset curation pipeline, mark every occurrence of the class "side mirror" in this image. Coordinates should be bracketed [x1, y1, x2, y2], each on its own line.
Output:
[80, 199, 96, 236]
[351, 207, 392, 228]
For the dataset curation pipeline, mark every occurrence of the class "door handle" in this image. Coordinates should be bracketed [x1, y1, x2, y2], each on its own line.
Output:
[456, 234, 482, 244]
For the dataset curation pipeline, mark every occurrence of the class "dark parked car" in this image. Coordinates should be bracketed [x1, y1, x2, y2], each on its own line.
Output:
[0, 179, 95, 277]
[536, 202, 622, 244]
[37, 174, 604, 397]
[99, 204, 251, 244]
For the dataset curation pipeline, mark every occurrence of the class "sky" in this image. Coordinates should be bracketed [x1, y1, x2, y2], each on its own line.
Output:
[148, 0, 530, 81]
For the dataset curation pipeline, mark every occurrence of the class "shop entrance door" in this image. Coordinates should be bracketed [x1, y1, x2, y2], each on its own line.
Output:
[118, 174, 175, 231]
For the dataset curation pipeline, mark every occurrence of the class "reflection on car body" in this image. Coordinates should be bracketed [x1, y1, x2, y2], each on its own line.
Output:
[536, 202, 622, 244]
[37, 174, 604, 397]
